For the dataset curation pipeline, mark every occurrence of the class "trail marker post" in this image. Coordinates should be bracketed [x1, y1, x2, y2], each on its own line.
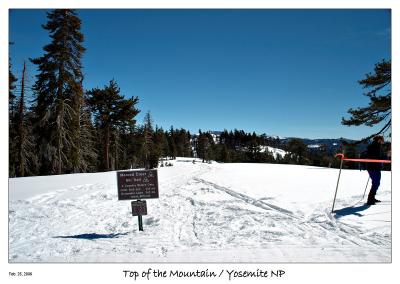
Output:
[117, 170, 159, 231]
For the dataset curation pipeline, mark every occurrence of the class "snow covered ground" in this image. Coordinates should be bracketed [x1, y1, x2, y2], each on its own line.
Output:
[9, 158, 391, 263]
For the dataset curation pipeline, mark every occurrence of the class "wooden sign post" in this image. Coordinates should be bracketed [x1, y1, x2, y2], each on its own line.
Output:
[117, 170, 159, 231]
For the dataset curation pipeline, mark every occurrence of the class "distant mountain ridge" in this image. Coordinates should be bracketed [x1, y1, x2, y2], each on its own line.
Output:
[207, 131, 360, 155]
[281, 138, 357, 155]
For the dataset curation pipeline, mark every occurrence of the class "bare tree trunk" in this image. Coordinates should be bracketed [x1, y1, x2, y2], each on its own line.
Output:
[17, 61, 26, 177]
[55, 60, 65, 175]
[114, 131, 119, 170]
[56, 100, 64, 175]
[104, 125, 110, 170]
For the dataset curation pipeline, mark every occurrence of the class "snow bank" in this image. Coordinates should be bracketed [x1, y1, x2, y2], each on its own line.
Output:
[259, 146, 287, 158]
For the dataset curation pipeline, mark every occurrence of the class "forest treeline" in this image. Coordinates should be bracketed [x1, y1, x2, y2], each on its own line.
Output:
[195, 130, 340, 168]
[9, 9, 348, 178]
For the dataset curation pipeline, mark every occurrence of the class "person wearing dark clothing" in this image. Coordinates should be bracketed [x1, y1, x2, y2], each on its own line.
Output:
[366, 136, 388, 205]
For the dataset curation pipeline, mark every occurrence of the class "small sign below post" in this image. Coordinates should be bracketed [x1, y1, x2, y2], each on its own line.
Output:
[131, 200, 147, 216]
[132, 200, 147, 231]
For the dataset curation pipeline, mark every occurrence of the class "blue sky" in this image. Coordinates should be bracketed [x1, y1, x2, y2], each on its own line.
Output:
[9, 9, 391, 139]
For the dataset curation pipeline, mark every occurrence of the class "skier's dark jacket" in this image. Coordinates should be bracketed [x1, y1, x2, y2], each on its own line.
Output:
[366, 141, 386, 171]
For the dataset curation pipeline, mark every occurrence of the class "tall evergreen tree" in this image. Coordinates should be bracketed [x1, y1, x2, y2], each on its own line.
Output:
[286, 138, 309, 165]
[77, 95, 98, 172]
[152, 126, 165, 167]
[342, 59, 391, 141]
[185, 130, 193, 157]
[30, 9, 85, 174]
[10, 62, 37, 177]
[159, 128, 170, 159]
[87, 80, 139, 171]
[219, 144, 230, 162]
[247, 132, 261, 162]
[168, 126, 177, 159]
[197, 130, 213, 162]
[142, 111, 154, 169]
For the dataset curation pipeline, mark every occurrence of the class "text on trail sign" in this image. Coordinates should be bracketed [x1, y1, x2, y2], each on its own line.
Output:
[131, 200, 147, 216]
[117, 170, 159, 200]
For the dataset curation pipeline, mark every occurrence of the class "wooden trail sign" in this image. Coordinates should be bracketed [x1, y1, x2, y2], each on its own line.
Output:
[117, 170, 159, 232]
[117, 170, 159, 200]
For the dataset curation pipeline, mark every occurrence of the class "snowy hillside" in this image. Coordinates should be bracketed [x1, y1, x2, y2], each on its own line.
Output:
[260, 145, 287, 158]
[9, 158, 391, 262]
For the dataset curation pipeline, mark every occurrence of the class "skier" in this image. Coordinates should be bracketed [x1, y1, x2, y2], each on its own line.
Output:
[366, 135, 390, 205]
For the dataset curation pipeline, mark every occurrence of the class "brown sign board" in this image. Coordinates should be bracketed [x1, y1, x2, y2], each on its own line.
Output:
[131, 200, 147, 216]
[117, 170, 159, 200]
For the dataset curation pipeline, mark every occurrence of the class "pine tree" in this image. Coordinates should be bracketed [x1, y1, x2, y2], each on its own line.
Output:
[152, 126, 165, 167]
[142, 111, 154, 169]
[286, 138, 309, 165]
[220, 144, 230, 162]
[10, 62, 37, 177]
[247, 132, 260, 162]
[197, 130, 213, 162]
[168, 126, 177, 159]
[185, 130, 193, 157]
[87, 80, 139, 171]
[205, 132, 215, 162]
[342, 59, 391, 141]
[30, 9, 85, 175]
[159, 128, 170, 159]
[77, 95, 98, 172]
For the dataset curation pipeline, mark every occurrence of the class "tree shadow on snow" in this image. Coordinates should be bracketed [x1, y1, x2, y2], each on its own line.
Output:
[54, 232, 129, 240]
[333, 204, 370, 218]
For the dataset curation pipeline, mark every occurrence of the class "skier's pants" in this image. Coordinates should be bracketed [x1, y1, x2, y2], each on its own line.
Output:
[367, 170, 381, 194]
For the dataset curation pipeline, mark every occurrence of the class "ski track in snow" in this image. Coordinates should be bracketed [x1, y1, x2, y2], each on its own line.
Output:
[9, 160, 391, 262]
